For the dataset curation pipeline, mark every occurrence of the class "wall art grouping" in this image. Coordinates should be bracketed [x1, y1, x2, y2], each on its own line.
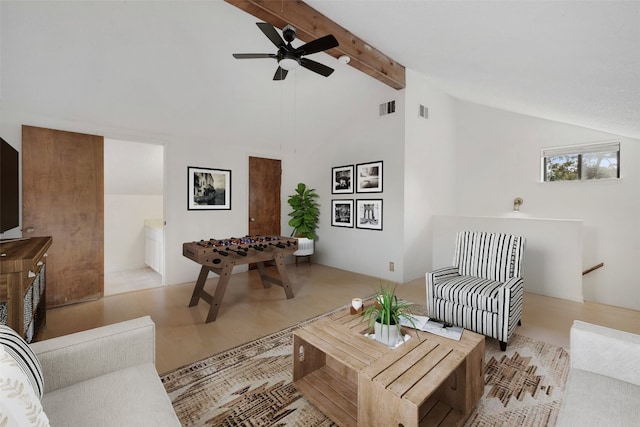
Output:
[188, 166, 231, 210]
[331, 160, 383, 231]
[332, 161, 383, 194]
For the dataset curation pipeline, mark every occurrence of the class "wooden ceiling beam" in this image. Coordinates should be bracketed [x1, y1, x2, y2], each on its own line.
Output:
[224, 0, 406, 90]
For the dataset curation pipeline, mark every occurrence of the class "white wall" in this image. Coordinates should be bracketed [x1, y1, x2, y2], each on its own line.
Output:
[104, 194, 163, 273]
[307, 79, 405, 282]
[402, 70, 457, 282]
[452, 101, 640, 310]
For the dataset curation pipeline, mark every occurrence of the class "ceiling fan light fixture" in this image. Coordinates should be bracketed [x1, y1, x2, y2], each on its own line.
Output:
[279, 57, 300, 71]
[233, 23, 338, 80]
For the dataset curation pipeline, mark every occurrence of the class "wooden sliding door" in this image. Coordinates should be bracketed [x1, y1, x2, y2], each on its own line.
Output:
[22, 125, 104, 307]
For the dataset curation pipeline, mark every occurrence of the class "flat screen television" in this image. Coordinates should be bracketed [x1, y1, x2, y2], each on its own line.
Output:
[0, 137, 20, 233]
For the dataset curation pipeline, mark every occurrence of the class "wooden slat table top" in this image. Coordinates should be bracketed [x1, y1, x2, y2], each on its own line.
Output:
[294, 327, 371, 371]
[317, 319, 386, 358]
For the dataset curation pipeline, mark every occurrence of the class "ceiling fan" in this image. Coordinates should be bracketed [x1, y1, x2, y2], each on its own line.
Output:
[233, 22, 339, 81]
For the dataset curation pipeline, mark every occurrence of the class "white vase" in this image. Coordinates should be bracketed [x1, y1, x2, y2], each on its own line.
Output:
[293, 237, 314, 256]
[374, 321, 400, 347]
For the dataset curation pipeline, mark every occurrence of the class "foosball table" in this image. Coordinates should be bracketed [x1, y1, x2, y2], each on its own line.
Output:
[183, 235, 298, 323]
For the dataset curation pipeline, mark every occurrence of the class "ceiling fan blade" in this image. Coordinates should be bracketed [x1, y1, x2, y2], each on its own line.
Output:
[294, 34, 339, 56]
[256, 22, 285, 48]
[232, 53, 276, 59]
[300, 58, 334, 77]
[273, 67, 288, 81]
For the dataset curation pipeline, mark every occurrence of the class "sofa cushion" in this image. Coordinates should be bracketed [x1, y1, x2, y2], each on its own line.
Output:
[42, 363, 180, 427]
[0, 344, 50, 426]
[433, 276, 503, 312]
[571, 320, 640, 386]
[0, 324, 44, 398]
[556, 368, 640, 427]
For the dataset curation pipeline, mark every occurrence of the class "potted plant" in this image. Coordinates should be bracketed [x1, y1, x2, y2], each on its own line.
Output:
[362, 284, 417, 347]
[287, 183, 320, 256]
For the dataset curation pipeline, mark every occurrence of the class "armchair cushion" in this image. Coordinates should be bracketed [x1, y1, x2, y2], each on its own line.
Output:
[430, 275, 504, 312]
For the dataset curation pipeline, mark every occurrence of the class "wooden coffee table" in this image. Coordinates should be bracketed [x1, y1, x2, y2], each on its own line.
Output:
[292, 307, 485, 427]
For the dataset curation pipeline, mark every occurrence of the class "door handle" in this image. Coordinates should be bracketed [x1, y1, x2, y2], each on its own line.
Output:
[250, 218, 256, 222]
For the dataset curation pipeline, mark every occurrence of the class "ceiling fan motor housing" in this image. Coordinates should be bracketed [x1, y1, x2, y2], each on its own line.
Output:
[282, 24, 297, 43]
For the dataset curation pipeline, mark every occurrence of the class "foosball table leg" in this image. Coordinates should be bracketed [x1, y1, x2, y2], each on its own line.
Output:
[205, 263, 233, 323]
[188, 266, 211, 307]
[256, 262, 271, 289]
[274, 253, 294, 299]
[188, 263, 234, 323]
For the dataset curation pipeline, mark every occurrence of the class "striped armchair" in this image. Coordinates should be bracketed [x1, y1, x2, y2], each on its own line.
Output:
[426, 231, 525, 350]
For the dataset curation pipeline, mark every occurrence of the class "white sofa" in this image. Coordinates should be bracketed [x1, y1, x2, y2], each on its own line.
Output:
[30, 316, 181, 426]
[556, 321, 640, 427]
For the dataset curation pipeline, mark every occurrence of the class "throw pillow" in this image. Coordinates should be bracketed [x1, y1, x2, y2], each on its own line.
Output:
[0, 345, 50, 426]
[0, 325, 44, 399]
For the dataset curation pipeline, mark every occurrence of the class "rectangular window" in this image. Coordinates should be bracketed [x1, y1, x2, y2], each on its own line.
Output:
[542, 142, 620, 182]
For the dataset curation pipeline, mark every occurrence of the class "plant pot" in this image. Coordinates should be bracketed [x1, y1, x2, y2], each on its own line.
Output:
[293, 237, 314, 256]
[374, 320, 400, 347]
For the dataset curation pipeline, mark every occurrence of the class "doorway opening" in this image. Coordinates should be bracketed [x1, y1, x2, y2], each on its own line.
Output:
[104, 139, 164, 295]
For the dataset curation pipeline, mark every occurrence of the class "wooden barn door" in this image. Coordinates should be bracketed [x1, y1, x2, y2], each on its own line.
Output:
[22, 125, 104, 307]
[248, 156, 281, 237]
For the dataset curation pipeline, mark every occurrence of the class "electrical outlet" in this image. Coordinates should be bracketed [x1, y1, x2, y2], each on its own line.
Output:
[389, 262, 394, 272]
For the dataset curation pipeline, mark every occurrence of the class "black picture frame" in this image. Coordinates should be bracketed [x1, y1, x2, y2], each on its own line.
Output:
[187, 166, 231, 210]
[356, 199, 383, 230]
[331, 164, 354, 194]
[331, 199, 354, 228]
[356, 160, 383, 193]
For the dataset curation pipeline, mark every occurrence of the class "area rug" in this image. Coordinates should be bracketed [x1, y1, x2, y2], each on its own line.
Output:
[161, 306, 569, 426]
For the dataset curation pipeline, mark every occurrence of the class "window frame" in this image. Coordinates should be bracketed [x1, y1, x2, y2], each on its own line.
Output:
[541, 141, 620, 182]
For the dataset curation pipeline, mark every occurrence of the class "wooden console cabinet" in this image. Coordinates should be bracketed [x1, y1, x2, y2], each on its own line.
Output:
[0, 236, 52, 342]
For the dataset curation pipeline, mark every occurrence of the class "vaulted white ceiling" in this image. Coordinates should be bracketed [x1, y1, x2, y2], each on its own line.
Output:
[2, 1, 639, 143]
[306, 0, 640, 139]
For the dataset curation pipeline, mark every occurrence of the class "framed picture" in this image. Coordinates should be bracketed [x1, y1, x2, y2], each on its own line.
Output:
[331, 164, 354, 194]
[356, 199, 383, 231]
[331, 199, 354, 228]
[356, 161, 383, 193]
[187, 166, 231, 210]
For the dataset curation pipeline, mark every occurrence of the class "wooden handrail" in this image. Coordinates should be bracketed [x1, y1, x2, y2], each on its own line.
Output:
[582, 262, 604, 275]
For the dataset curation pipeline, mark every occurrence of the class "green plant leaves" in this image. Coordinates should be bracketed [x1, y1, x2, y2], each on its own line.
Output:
[287, 182, 320, 240]
[362, 284, 418, 339]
